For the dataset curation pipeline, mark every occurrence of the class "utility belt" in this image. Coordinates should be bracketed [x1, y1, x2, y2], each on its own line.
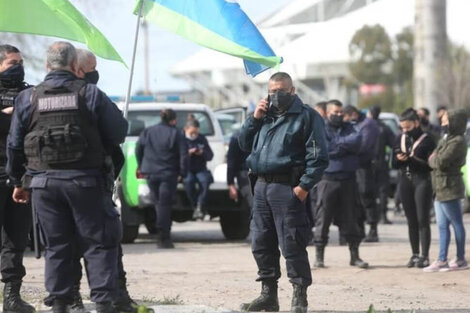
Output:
[257, 166, 304, 186]
[401, 168, 430, 180]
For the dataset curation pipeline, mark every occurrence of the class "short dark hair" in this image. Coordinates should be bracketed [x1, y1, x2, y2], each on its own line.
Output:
[160, 109, 176, 123]
[315, 101, 327, 112]
[437, 105, 448, 112]
[369, 105, 381, 120]
[326, 99, 343, 107]
[399, 108, 419, 122]
[0, 44, 20, 64]
[343, 105, 359, 116]
[186, 119, 200, 129]
[269, 72, 292, 86]
[418, 107, 430, 116]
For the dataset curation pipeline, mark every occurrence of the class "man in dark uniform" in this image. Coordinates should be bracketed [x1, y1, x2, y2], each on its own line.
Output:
[343, 105, 380, 242]
[227, 130, 251, 207]
[368, 105, 395, 224]
[313, 100, 368, 269]
[239, 72, 328, 313]
[7, 42, 128, 313]
[0, 44, 35, 313]
[70, 49, 136, 313]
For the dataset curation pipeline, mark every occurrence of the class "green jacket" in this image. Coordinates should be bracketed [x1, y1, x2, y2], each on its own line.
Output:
[430, 109, 468, 202]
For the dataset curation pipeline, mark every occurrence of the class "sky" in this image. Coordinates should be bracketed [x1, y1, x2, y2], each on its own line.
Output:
[21, 0, 290, 97]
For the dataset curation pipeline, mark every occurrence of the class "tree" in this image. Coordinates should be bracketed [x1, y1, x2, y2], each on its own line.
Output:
[349, 24, 393, 85]
[392, 27, 414, 112]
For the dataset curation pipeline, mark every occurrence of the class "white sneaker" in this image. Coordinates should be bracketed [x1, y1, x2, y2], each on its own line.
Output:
[448, 258, 468, 271]
[423, 260, 449, 272]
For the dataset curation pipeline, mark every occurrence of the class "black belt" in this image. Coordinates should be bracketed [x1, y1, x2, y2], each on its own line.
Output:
[258, 173, 295, 185]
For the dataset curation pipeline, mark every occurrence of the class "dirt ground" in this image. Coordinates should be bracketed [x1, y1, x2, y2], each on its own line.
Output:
[21, 213, 470, 313]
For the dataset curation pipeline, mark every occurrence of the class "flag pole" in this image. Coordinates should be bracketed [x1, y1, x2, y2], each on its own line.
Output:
[123, 0, 145, 119]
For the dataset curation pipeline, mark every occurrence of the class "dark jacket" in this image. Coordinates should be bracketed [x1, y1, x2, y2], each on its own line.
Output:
[355, 113, 379, 167]
[185, 134, 213, 173]
[430, 109, 468, 202]
[392, 127, 436, 174]
[238, 95, 329, 191]
[227, 131, 249, 185]
[324, 121, 362, 178]
[136, 122, 188, 179]
[373, 119, 395, 169]
[7, 71, 128, 184]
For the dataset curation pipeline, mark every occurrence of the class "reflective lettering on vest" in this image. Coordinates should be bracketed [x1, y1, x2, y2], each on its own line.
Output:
[38, 94, 78, 112]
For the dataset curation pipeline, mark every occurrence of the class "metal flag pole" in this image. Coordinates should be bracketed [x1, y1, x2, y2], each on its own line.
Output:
[123, 0, 145, 119]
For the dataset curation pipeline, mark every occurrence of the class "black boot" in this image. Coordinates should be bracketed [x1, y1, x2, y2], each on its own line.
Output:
[3, 281, 36, 313]
[192, 204, 204, 220]
[113, 278, 137, 313]
[291, 284, 308, 313]
[364, 224, 379, 243]
[156, 233, 174, 249]
[96, 302, 118, 313]
[240, 280, 279, 312]
[349, 242, 369, 269]
[52, 299, 69, 313]
[70, 284, 89, 313]
[314, 246, 325, 268]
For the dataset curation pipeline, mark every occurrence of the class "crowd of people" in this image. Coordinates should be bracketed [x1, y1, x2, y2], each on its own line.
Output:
[0, 39, 468, 313]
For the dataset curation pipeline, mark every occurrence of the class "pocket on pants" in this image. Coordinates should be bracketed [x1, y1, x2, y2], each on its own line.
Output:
[102, 204, 122, 247]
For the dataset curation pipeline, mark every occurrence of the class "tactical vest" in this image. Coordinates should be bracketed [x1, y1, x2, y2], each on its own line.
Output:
[0, 82, 28, 166]
[24, 80, 105, 170]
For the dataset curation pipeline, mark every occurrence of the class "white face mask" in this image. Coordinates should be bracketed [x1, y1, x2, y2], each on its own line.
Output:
[186, 134, 197, 141]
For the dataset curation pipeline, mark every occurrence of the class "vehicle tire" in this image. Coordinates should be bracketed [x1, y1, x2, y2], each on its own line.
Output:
[121, 223, 139, 243]
[220, 204, 250, 240]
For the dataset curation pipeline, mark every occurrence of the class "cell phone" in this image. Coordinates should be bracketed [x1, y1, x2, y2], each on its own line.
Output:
[266, 95, 271, 107]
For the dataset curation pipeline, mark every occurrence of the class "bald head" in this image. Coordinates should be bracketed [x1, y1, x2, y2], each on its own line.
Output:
[76, 49, 97, 79]
[46, 41, 77, 73]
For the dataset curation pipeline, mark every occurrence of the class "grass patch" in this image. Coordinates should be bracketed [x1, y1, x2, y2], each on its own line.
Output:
[155, 295, 184, 305]
[367, 304, 416, 313]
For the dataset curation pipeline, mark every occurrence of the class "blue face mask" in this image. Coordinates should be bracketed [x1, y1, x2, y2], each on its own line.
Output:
[0, 64, 24, 87]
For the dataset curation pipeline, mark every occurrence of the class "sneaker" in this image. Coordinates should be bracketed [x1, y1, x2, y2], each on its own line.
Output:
[448, 259, 468, 271]
[407, 255, 419, 268]
[423, 260, 449, 272]
[416, 256, 430, 268]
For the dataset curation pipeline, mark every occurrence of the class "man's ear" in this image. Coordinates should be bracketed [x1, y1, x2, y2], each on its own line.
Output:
[291, 87, 296, 95]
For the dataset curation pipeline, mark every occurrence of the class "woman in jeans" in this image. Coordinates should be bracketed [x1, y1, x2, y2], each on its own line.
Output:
[424, 109, 468, 272]
[393, 108, 436, 268]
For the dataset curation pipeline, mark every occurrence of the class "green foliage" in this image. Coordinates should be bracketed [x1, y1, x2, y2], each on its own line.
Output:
[366, 305, 416, 313]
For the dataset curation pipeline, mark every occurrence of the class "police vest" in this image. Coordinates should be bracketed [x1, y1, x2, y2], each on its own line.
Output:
[24, 80, 105, 170]
[0, 82, 28, 167]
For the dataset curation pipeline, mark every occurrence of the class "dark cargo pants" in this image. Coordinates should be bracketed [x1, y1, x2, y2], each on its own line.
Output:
[0, 185, 32, 283]
[31, 176, 120, 305]
[251, 181, 312, 287]
[356, 165, 379, 225]
[148, 176, 178, 238]
[314, 178, 365, 246]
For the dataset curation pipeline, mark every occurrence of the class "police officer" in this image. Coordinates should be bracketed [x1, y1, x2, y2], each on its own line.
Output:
[227, 130, 251, 207]
[0, 44, 35, 313]
[313, 100, 368, 269]
[368, 105, 395, 224]
[136, 109, 188, 249]
[343, 105, 380, 242]
[7, 42, 128, 313]
[70, 49, 136, 313]
[239, 72, 328, 313]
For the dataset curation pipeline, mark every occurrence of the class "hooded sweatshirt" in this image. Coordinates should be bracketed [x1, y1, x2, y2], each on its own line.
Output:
[429, 109, 468, 201]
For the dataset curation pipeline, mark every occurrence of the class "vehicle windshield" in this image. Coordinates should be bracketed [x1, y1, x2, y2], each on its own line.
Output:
[127, 110, 214, 137]
[381, 117, 401, 136]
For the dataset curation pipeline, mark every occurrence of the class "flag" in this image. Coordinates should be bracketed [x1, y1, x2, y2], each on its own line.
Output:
[134, 0, 282, 77]
[0, 0, 125, 65]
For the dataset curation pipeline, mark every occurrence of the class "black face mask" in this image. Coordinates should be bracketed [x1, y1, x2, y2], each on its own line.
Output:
[0, 64, 25, 87]
[84, 70, 99, 85]
[420, 117, 429, 126]
[270, 90, 293, 114]
[329, 114, 344, 127]
[406, 127, 422, 140]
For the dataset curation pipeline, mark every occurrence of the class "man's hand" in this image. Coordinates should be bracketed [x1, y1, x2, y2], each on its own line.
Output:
[195, 149, 203, 156]
[1, 107, 14, 115]
[189, 148, 198, 155]
[293, 186, 308, 202]
[397, 153, 409, 161]
[229, 184, 238, 201]
[12, 187, 29, 204]
[254, 98, 269, 120]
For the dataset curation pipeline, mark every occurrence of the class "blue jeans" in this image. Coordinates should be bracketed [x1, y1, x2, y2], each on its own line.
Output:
[183, 170, 213, 207]
[434, 199, 466, 261]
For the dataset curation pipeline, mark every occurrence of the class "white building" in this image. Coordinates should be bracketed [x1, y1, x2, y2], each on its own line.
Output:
[171, 0, 469, 108]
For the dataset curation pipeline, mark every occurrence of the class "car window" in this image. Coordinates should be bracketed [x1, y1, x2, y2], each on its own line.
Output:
[381, 118, 400, 136]
[127, 110, 214, 136]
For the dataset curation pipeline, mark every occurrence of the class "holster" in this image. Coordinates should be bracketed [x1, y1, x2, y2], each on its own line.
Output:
[248, 170, 258, 196]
